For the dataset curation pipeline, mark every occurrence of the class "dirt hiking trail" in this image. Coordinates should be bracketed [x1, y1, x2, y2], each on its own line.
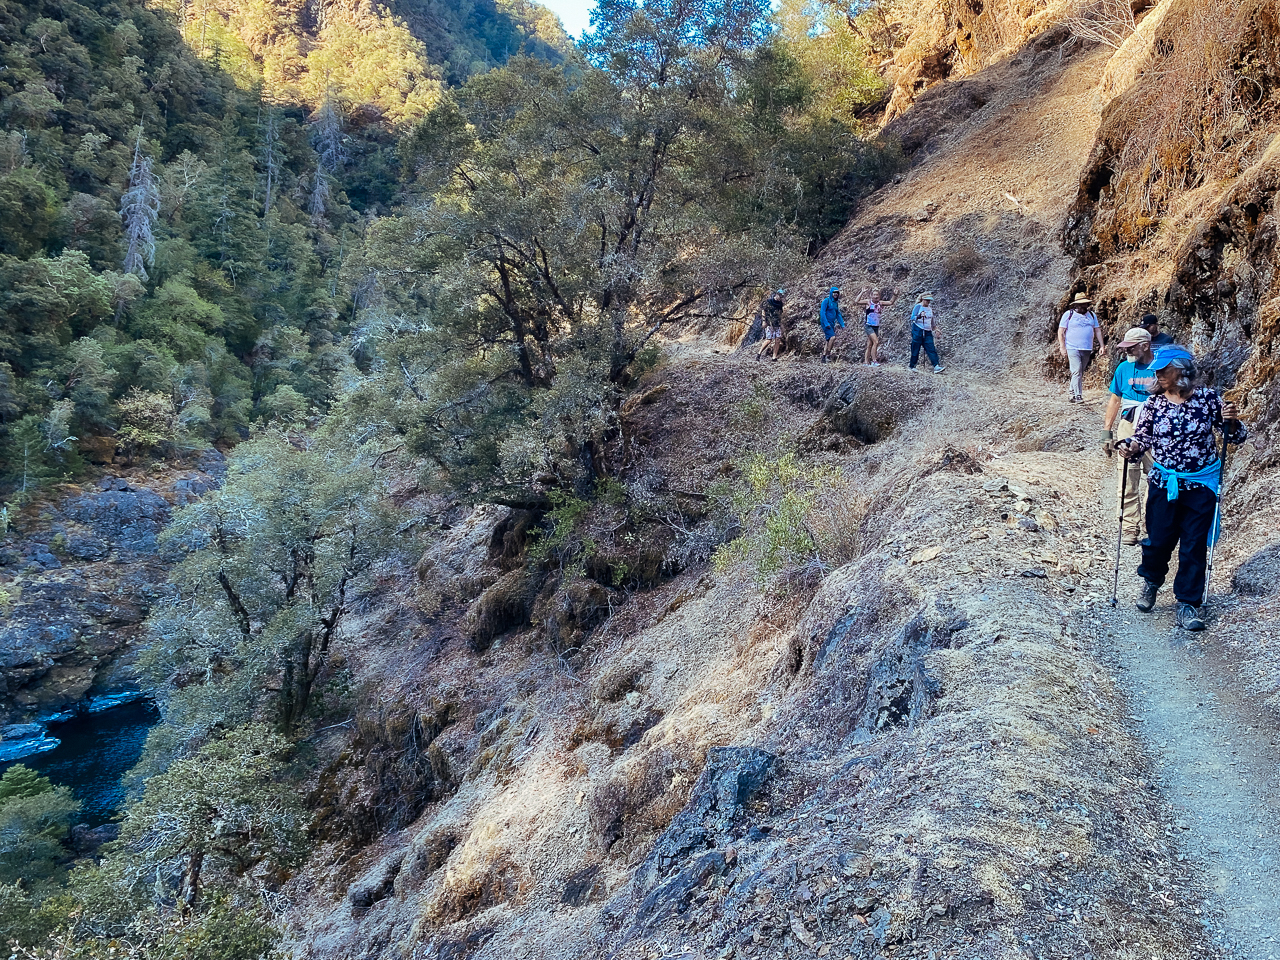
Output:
[1095, 460, 1280, 958]
[757, 21, 1280, 953]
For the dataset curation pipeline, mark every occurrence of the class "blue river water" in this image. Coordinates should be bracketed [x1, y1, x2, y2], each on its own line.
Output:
[2, 700, 160, 826]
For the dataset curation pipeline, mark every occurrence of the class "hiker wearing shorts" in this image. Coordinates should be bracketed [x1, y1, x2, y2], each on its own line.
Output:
[908, 293, 943, 372]
[855, 286, 896, 366]
[1102, 327, 1158, 545]
[756, 289, 786, 362]
[819, 287, 845, 363]
[1057, 292, 1104, 403]
[1116, 346, 1247, 631]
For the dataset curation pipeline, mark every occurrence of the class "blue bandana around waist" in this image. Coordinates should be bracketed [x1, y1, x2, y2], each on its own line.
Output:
[1152, 458, 1221, 500]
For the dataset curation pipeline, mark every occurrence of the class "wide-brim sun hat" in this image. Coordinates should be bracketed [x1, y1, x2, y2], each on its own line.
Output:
[919, 291, 934, 301]
[1069, 292, 1092, 307]
[1118, 327, 1152, 347]
[1148, 345, 1194, 371]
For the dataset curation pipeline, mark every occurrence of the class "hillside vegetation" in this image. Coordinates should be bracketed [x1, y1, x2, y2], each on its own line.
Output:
[0, 0, 571, 492]
[0, 0, 905, 955]
[5, 0, 1280, 957]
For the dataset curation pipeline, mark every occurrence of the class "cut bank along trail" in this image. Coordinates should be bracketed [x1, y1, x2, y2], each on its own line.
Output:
[1096, 455, 1280, 958]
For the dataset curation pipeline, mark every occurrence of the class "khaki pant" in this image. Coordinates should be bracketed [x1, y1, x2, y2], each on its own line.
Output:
[1116, 415, 1153, 542]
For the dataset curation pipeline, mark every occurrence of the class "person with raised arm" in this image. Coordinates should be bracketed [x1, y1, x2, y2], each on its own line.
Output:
[854, 285, 896, 367]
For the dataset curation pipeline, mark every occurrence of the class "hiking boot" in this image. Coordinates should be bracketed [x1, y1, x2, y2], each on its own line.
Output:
[1122, 533, 1140, 546]
[1135, 579, 1159, 612]
[933, 364, 945, 373]
[1176, 602, 1206, 631]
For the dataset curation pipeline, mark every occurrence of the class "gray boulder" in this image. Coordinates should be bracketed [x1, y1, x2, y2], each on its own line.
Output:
[632, 746, 774, 894]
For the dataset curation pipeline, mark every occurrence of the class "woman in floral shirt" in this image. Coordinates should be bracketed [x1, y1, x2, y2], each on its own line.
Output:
[1119, 346, 1246, 630]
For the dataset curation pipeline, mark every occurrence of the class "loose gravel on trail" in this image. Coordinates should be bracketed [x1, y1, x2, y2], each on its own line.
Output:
[1097, 459, 1280, 959]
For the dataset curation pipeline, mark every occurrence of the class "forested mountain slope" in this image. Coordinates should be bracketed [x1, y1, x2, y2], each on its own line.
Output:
[0, 0, 566, 490]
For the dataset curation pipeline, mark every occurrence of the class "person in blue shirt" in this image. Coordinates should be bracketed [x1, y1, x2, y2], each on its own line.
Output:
[818, 287, 845, 363]
[1102, 326, 1158, 544]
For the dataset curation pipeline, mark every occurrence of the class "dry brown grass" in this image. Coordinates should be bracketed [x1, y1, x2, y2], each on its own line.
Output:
[587, 747, 692, 854]
[941, 242, 986, 282]
[1063, 0, 1136, 48]
[1110, 0, 1258, 222]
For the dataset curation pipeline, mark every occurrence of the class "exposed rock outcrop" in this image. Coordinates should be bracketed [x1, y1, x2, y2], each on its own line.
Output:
[0, 453, 226, 747]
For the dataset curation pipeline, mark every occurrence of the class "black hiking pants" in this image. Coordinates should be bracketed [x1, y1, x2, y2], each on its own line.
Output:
[1137, 482, 1216, 606]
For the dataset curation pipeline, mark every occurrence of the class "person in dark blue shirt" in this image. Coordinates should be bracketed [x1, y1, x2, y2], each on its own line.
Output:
[1141, 313, 1174, 346]
[818, 287, 845, 363]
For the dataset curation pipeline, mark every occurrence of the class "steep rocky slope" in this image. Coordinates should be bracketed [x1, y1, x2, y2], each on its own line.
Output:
[275, 12, 1280, 959]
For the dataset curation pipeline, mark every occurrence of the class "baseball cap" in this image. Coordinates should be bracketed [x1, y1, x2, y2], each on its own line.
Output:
[1118, 327, 1152, 348]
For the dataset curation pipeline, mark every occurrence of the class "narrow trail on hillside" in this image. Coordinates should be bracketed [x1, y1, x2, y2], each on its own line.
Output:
[1094, 456, 1280, 958]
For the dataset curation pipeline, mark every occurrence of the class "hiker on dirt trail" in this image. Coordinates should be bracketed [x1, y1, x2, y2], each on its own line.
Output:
[818, 286, 845, 363]
[1103, 327, 1159, 545]
[855, 286, 896, 367]
[1057, 292, 1105, 403]
[1141, 312, 1174, 347]
[908, 293, 944, 372]
[1116, 346, 1247, 631]
[756, 289, 786, 362]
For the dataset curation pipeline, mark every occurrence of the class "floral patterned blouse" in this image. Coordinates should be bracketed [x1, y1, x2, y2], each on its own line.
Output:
[1128, 388, 1248, 491]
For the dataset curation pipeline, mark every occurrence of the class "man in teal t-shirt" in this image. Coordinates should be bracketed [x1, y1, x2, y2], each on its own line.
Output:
[1103, 327, 1157, 544]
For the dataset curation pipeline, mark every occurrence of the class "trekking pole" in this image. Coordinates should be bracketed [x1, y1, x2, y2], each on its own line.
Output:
[1202, 431, 1232, 605]
[1110, 455, 1130, 607]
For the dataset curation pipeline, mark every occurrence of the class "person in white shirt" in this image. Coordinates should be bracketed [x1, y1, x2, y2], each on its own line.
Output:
[908, 293, 943, 372]
[1057, 292, 1105, 403]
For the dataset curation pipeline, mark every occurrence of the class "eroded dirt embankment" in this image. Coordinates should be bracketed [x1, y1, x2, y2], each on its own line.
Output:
[283, 19, 1279, 960]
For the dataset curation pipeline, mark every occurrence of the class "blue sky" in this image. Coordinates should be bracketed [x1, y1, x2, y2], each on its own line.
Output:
[541, 0, 596, 39]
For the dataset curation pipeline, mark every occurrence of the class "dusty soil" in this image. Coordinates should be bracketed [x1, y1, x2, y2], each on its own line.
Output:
[1095, 460, 1280, 959]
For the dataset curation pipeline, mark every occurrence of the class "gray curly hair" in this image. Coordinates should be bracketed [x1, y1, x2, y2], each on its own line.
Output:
[1166, 357, 1198, 397]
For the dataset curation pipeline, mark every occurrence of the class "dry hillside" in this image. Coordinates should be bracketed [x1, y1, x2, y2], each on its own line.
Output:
[280, 6, 1280, 959]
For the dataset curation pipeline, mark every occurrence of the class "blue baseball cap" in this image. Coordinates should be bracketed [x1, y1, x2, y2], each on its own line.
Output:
[1148, 345, 1194, 371]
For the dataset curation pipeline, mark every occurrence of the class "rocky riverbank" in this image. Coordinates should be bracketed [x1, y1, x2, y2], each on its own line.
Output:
[0, 450, 226, 759]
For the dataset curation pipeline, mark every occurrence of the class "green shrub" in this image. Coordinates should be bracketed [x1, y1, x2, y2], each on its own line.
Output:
[713, 452, 841, 586]
[0, 765, 80, 890]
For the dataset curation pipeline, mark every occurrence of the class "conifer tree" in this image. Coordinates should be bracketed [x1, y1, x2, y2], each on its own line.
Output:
[120, 128, 160, 281]
[258, 106, 282, 220]
[307, 86, 345, 223]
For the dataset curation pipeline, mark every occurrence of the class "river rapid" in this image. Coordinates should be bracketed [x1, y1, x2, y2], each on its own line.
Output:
[2, 699, 160, 826]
